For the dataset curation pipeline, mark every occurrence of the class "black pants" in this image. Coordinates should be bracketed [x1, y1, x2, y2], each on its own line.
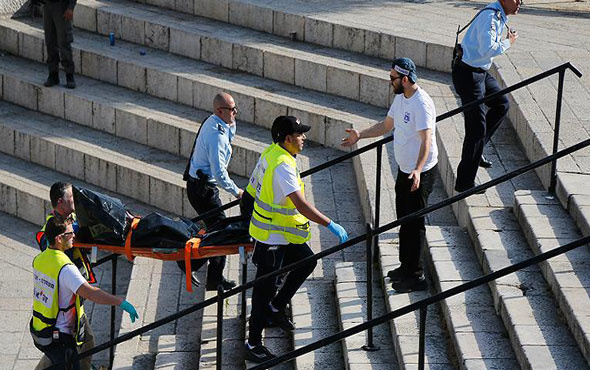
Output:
[248, 241, 316, 345]
[452, 64, 509, 189]
[177, 178, 227, 283]
[44, 1, 75, 74]
[39, 333, 80, 370]
[395, 166, 436, 276]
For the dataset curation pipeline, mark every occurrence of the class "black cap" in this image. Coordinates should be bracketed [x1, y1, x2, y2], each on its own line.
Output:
[271, 116, 311, 143]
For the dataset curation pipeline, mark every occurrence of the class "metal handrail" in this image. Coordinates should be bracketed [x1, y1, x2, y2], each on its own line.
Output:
[44, 61, 583, 370]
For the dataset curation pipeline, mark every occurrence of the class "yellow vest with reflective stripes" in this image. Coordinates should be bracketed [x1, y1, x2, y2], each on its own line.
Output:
[248, 143, 311, 244]
[31, 248, 86, 349]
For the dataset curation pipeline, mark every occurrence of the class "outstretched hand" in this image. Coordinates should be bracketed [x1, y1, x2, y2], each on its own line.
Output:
[341, 128, 360, 147]
[120, 300, 139, 323]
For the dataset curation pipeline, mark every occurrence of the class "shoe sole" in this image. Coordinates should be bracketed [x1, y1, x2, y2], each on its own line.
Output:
[391, 281, 428, 293]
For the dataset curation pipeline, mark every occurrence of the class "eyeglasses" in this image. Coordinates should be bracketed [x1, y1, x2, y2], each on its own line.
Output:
[390, 75, 403, 83]
[60, 231, 75, 238]
[219, 106, 238, 114]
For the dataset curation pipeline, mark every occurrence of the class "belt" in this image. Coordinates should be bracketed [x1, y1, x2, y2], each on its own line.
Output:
[458, 61, 486, 73]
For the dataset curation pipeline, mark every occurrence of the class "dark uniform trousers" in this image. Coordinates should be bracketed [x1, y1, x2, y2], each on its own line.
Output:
[176, 177, 226, 283]
[395, 166, 436, 276]
[452, 62, 509, 189]
[43, 0, 75, 74]
[248, 241, 316, 345]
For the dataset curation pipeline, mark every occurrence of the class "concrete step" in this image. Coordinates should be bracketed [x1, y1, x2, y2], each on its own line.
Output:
[0, 53, 268, 180]
[432, 94, 589, 367]
[73, 0, 396, 109]
[424, 225, 519, 369]
[334, 262, 398, 369]
[0, 17, 388, 150]
[514, 190, 590, 367]
[123, 0, 451, 73]
[378, 240, 454, 370]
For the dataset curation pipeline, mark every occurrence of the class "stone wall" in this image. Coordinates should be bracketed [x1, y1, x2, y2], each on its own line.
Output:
[0, 0, 30, 19]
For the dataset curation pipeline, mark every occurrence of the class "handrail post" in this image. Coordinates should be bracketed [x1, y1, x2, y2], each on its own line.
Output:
[418, 306, 427, 370]
[109, 255, 117, 370]
[239, 246, 248, 325]
[549, 69, 566, 193]
[374, 143, 383, 263]
[362, 223, 379, 351]
[216, 285, 224, 370]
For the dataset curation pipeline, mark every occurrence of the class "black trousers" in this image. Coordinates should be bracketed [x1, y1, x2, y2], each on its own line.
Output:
[39, 332, 80, 370]
[43, 1, 75, 74]
[177, 178, 226, 283]
[248, 241, 316, 345]
[452, 64, 509, 189]
[395, 166, 436, 276]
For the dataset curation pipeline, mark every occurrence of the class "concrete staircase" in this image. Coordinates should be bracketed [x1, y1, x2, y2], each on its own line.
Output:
[1, 0, 590, 369]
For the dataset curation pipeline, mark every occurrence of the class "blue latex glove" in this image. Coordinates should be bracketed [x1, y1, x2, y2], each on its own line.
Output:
[120, 300, 139, 323]
[327, 221, 349, 243]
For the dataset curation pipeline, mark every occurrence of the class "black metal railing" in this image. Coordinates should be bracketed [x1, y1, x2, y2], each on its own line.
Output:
[45, 61, 583, 370]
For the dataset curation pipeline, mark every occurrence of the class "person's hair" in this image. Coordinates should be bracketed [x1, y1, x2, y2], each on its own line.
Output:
[45, 217, 68, 246]
[49, 182, 71, 208]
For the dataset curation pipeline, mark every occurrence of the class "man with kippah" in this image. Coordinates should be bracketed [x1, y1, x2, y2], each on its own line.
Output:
[342, 57, 438, 293]
[244, 116, 349, 362]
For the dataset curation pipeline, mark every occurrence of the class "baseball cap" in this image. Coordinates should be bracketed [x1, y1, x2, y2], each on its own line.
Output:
[392, 57, 418, 83]
[271, 116, 311, 143]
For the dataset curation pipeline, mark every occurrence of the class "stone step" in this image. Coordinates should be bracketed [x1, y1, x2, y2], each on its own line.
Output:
[424, 225, 519, 369]
[73, 0, 395, 108]
[378, 239, 454, 370]
[123, 0, 451, 73]
[0, 53, 268, 180]
[334, 262, 398, 369]
[0, 17, 387, 150]
[432, 96, 589, 367]
[514, 190, 590, 366]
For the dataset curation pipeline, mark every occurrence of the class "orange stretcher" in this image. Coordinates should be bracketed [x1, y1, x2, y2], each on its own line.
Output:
[73, 217, 254, 292]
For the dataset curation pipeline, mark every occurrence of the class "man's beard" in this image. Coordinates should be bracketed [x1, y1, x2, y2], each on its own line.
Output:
[393, 83, 404, 95]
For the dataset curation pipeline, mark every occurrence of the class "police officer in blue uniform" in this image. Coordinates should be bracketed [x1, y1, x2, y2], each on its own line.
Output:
[452, 0, 521, 192]
[180, 93, 241, 290]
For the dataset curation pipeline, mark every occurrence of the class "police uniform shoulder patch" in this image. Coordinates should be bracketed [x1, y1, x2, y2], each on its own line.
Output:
[216, 123, 226, 134]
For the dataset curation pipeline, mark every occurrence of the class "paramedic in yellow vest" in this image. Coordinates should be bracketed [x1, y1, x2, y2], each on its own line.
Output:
[32, 217, 139, 370]
[244, 116, 349, 363]
[35, 182, 98, 370]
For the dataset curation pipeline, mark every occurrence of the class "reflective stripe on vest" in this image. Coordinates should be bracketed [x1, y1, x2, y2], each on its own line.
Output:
[249, 143, 311, 244]
[254, 197, 301, 216]
[31, 248, 86, 348]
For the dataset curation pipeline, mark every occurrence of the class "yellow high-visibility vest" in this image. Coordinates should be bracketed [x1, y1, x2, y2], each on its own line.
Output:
[248, 143, 311, 244]
[30, 248, 86, 349]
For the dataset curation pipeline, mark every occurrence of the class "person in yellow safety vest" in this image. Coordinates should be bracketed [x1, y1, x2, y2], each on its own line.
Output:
[244, 116, 349, 363]
[31, 217, 139, 370]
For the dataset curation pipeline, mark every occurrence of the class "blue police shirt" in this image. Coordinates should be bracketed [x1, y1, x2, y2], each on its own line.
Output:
[188, 114, 240, 197]
[461, 1, 511, 71]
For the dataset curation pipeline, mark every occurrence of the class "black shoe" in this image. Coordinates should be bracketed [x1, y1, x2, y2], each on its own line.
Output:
[65, 74, 76, 89]
[44, 72, 59, 87]
[245, 342, 276, 363]
[269, 305, 295, 331]
[454, 183, 486, 195]
[479, 155, 492, 168]
[391, 274, 428, 293]
[190, 271, 201, 287]
[206, 277, 236, 291]
[386, 267, 407, 283]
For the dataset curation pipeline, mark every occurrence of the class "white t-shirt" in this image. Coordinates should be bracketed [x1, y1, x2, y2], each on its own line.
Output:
[387, 87, 438, 174]
[55, 264, 86, 334]
[263, 162, 301, 245]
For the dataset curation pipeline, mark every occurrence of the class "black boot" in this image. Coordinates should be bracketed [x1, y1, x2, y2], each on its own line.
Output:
[44, 72, 59, 87]
[65, 74, 76, 89]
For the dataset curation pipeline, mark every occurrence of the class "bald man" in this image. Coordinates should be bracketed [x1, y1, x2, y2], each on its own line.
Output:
[180, 93, 241, 291]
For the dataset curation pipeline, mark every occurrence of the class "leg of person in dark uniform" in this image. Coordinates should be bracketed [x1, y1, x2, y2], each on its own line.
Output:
[483, 73, 510, 144]
[453, 67, 488, 191]
[271, 243, 316, 313]
[43, 2, 60, 87]
[53, 2, 76, 88]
